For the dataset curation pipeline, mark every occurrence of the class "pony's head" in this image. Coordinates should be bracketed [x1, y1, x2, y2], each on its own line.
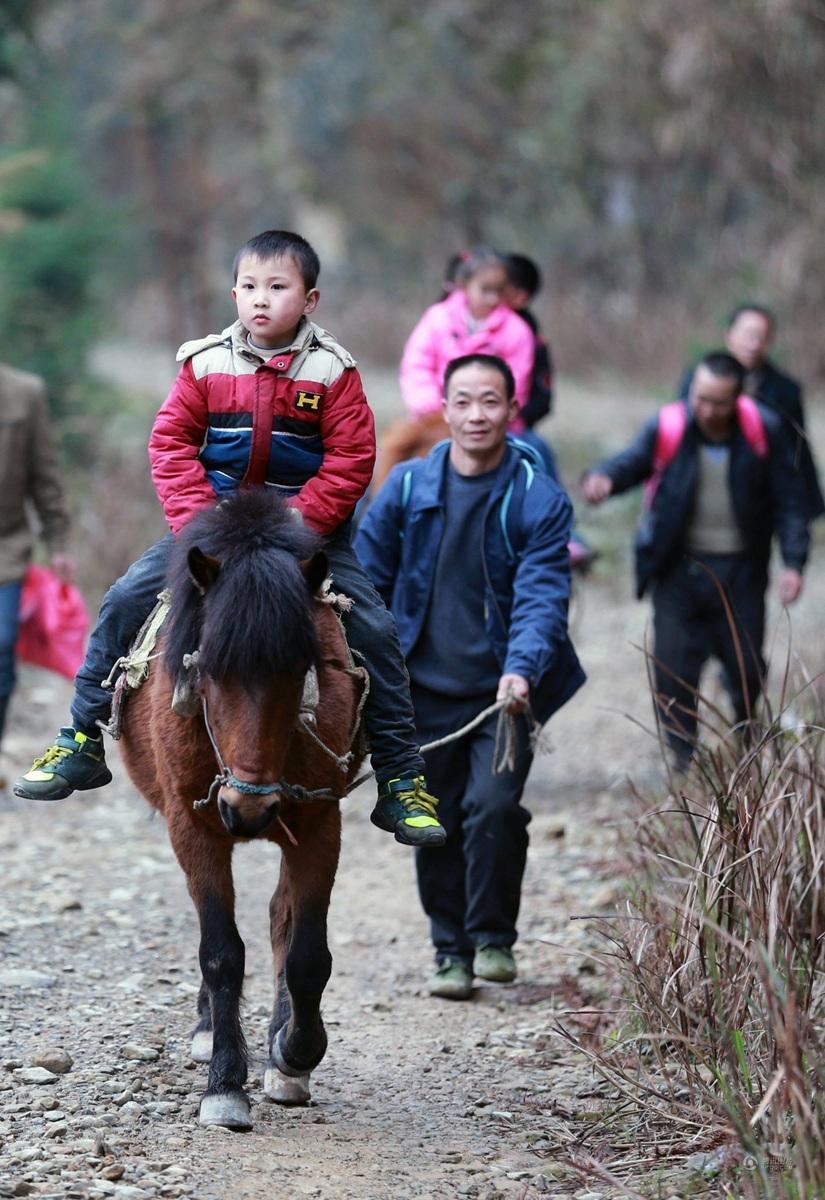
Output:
[165, 491, 328, 837]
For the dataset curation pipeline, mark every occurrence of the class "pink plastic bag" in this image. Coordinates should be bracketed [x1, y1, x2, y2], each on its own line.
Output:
[16, 564, 90, 681]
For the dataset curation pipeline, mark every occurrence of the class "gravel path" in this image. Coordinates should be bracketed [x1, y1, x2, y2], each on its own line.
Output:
[0, 672, 624, 1200]
[2, 369, 822, 1199]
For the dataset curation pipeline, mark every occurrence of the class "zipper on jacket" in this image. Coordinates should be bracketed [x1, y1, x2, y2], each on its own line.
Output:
[481, 499, 509, 652]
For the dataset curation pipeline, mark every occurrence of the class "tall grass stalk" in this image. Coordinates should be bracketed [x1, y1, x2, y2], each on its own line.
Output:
[567, 677, 825, 1197]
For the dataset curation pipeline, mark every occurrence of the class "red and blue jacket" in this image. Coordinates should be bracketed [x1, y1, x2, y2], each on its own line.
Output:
[149, 318, 376, 535]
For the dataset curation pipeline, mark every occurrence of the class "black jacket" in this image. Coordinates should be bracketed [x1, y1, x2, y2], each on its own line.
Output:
[678, 359, 825, 520]
[516, 308, 554, 426]
[593, 401, 810, 597]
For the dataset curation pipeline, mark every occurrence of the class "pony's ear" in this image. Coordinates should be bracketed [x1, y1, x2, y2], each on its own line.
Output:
[300, 550, 328, 596]
[188, 547, 221, 595]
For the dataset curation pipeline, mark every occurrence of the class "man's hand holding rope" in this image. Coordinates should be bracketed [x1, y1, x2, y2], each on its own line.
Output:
[497, 673, 530, 714]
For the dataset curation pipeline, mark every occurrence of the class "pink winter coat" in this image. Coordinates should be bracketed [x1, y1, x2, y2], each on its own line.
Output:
[399, 289, 535, 428]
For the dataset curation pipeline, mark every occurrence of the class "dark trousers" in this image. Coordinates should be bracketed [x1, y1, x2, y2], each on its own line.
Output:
[652, 552, 766, 763]
[412, 685, 533, 966]
[72, 528, 424, 784]
[0, 579, 23, 746]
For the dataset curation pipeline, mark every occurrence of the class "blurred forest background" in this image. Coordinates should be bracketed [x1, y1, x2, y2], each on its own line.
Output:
[1, 0, 823, 473]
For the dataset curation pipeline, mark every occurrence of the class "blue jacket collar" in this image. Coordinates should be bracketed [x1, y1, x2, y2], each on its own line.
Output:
[409, 439, 527, 512]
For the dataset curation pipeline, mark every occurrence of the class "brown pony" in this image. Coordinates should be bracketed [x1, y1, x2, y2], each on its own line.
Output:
[372, 411, 447, 493]
[118, 489, 364, 1131]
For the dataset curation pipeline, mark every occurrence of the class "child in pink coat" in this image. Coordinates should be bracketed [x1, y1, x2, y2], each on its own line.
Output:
[400, 248, 535, 428]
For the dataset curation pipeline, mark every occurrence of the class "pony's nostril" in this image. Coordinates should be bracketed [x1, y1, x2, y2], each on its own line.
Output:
[218, 797, 239, 832]
[218, 796, 278, 837]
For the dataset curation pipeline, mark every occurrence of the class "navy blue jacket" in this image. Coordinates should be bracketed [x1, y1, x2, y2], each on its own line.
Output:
[354, 439, 585, 725]
[678, 360, 825, 520]
[593, 400, 810, 597]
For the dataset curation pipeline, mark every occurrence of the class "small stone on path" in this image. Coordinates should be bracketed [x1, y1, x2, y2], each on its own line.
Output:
[0, 968, 57, 988]
[33, 1047, 73, 1074]
[120, 1044, 159, 1062]
[14, 1066, 58, 1085]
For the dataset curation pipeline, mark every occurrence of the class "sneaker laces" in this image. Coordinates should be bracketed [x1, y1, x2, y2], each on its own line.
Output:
[397, 778, 439, 820]
[436, 957, 465, 975]
[30, 742, 75, 770]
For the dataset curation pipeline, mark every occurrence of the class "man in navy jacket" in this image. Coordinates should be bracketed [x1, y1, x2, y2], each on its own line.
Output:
[584, 351, 809, 766]
[678, 304, 825, 521]
[355, 353, 584, 999]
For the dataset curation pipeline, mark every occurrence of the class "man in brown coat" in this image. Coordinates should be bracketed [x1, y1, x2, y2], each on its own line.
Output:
[0, 363, 73, 767]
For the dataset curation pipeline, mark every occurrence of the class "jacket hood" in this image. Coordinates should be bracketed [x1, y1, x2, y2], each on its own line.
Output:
[176, 318, 356, 368]
[408, 437, 545, 511]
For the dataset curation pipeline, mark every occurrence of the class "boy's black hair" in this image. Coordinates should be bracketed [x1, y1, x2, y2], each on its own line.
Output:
[233, 230, 321, 289]
[443, 353, 516, 401]
[699, 351, 746, 394]
[504, 253, 542, 299]
[727, 302, 775, 332]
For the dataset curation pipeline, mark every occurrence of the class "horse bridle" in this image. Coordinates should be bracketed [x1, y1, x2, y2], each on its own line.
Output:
[194, 690, 338, 811]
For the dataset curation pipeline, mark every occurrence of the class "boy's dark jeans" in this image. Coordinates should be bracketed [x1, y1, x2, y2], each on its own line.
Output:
[411, 685, 534, 966]
[72, 529, 424, 784]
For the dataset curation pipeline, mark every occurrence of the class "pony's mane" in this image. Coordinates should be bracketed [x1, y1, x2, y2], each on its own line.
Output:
[164, 490, 322, 686]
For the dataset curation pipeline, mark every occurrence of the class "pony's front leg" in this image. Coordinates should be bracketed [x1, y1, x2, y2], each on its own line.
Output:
[190, 980, 213, 1063]
[265, 820, 339, 1106]
[171, 823, 251, 1130]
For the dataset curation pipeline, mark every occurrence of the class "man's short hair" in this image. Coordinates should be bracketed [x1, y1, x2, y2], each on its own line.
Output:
[504, 253, 542, 299]
[233, 230, 320, 289]
[727, 302, 776, 332]
[444, 354, 515, 401]
[699, 351, 745, 394]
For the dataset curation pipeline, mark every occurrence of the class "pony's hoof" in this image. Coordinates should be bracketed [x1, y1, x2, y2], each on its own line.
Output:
[190, 1031, 213, 1063]
[264, 1066, 311, 1106]
[198, 1091, 252, 1130]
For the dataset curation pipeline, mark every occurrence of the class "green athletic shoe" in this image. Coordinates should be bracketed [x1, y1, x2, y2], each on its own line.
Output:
[428, 958, 473, 1000]
[370, 773, 446, 847]
[474, 945, 517, 983]
[13, 728, 112, 801]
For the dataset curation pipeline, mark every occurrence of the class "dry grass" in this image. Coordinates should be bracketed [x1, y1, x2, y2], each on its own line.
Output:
[559, 665, 825, 1198]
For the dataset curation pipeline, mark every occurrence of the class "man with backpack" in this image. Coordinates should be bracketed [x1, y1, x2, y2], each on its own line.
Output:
[678, 304, 825, 522]
[355, 353, 584, 999]
[582, 351, 809, 768]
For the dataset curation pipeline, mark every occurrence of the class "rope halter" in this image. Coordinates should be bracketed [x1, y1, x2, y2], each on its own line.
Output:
[194, 691, 337, 812]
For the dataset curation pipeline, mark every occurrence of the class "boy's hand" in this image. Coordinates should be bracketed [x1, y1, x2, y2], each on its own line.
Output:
[581, 472, 613, 504]
[497, 673, 530, 713]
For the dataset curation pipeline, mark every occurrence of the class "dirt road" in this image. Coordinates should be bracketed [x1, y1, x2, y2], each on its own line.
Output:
[1, 368, 822, 1199]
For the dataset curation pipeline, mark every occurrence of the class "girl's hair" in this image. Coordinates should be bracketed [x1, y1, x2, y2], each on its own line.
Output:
[454, 246, 505, 284]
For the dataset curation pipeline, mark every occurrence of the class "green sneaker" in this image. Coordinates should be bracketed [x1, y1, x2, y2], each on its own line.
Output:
[474, 945, 517, 983]
[370, 773, 446, 847]
[13, 728, 112, 801]
[428, 958, 473, 1000]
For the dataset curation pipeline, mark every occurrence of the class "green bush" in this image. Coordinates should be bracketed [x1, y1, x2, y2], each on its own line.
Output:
[0, 147, 106, 415]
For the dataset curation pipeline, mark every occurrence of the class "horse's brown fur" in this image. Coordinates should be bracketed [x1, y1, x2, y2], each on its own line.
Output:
[118, 594, 362, 1118]
[373, 411, 447, 492]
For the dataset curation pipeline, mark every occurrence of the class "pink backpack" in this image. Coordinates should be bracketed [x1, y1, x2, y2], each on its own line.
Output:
[643, 396, 768, 508]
